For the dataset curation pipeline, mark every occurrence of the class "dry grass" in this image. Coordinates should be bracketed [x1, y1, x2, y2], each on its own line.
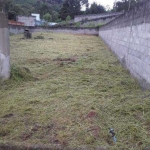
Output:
[0, 32, 150, 149]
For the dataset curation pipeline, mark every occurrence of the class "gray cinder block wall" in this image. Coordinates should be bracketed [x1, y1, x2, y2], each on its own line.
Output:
[9, 25, 25, 34]
[79, 16, 117, 27]
[29, 27, 99, 36]
[9, 25, 99, 35]
[99, 0, 150, 89]
[74, 12, 123, 23]
[0, 13, 10, 79]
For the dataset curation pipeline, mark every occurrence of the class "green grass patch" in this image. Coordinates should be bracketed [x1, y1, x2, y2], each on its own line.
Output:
[0, 33, 150, 149]
[11, 65, 33, 81]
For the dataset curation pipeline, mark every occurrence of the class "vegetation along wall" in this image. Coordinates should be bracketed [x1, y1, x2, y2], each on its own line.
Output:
[99, 0, 150, 89]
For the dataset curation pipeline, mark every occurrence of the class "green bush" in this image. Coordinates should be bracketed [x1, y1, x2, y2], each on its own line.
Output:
[75, 22, 81, 27]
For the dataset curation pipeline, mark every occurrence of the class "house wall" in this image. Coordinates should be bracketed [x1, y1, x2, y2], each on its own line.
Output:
[17, 16, 36, 26]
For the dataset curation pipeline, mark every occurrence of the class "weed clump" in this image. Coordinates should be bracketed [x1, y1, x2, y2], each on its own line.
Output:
[11, 65, 33, 81]
[0, 128, 10, 137]
[34, 35, 44, 39]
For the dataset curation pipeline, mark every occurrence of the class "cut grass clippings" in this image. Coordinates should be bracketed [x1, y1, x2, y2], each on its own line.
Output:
[0, 33, 150, 149]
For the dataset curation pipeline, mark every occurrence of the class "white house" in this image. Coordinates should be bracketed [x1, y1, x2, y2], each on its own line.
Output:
[31, 13, 40, 21]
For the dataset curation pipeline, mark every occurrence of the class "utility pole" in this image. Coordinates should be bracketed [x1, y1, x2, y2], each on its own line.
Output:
[0, 0, 3, 12]
[0, 12, 10, 80]
[128, 0, 131, 11]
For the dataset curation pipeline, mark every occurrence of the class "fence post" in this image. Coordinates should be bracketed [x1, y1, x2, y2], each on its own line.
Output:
[0, 13, 10, 79]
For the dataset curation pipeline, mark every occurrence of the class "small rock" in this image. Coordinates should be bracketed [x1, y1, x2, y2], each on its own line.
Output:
[143, 147, 150, 150]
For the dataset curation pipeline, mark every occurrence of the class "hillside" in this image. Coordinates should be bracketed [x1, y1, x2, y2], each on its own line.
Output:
[40, 0, 64, 5]
[13, 0, 63, 5]
[2, 0, 64, 21]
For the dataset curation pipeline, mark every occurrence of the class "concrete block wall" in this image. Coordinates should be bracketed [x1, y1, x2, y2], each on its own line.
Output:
[9, 25, 25, 34]
[74, 12, 123, 23]
[29, 27, 99, 36]
[8, 25, 99, 36]
[99, 0, 150, 89]
[0, 13, 10, 79]
[79, 16, 117, 27]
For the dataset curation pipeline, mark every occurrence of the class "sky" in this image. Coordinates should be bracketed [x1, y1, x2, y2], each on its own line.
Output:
[88, 0, 116, 9]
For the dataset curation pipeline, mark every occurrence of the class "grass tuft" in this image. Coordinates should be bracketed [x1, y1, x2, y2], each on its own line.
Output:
[11, 65, 33, 81]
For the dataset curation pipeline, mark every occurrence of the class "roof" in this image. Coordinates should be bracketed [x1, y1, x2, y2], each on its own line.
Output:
[8, 20, 25, 26]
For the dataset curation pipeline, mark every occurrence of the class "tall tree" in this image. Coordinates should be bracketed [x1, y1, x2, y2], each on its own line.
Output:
[0, 0, 4, 12]
[59, 0, 88, 20]
[113, 0, 141, 12]
[85, 2, 106, 14]
[52, 11, 58, 21]
[1, 0, 23, 20]
[39, 3, 50, 17]
[43, 13, 52, 22]
[0, 0, 64, 21]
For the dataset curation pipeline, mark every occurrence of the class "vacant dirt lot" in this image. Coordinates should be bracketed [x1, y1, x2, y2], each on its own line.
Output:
[0, 33, 150, 149]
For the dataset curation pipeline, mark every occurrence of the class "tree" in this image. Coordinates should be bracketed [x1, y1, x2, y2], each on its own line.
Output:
[113, 0, 141, 12]
[0, 0, 64, 20]
[39, 3, 50, 17]
[52, 11, 58, 22]
[55, 18, 62, 23]
[0, 0, 4, 12]
[59, 0, 88, 20]
[43, 13, 52, 22]
[1, 0, 23, 20]
[85, 2, 106, 14]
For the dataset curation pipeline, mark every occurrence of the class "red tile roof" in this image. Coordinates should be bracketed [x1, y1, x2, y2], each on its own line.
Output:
[8, 20, 25, 26]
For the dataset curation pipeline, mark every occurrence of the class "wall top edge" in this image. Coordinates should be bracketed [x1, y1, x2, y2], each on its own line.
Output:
[28, 26, 99, 30]
[74, 12, 123, 18]
[99, 0, 149, 30]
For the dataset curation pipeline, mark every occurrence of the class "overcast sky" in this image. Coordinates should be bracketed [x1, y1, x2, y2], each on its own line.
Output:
[89, 0, 116, 9]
